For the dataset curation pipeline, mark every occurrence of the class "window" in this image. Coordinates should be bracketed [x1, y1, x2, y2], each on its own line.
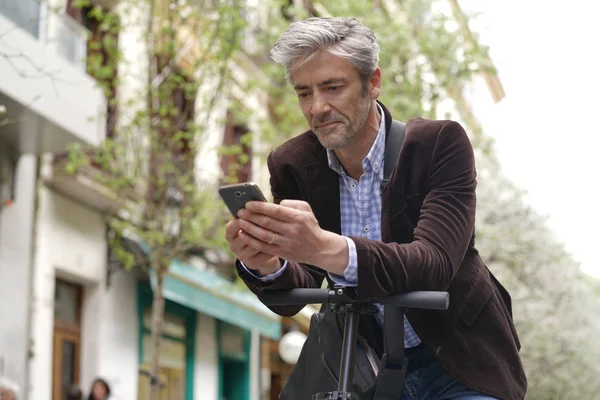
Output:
[0, 152, 16, 208]
[220, 110, 252, 184]
[148, 69, 197, 204]
[218, 322, 250, 400]
[67, 0, 120, 139]
[52, 280, 83, 400]
[168, 85, 195, 171]
[0, 0, 40, 37]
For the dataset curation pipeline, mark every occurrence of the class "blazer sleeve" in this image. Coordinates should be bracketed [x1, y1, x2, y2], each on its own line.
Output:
[235, 149, 327, 317]
[351, 120, 477, 300]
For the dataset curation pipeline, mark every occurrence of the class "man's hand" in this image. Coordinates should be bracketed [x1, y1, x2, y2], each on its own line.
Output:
[236, 200, 349, 276]
[225, 219, 281, 276]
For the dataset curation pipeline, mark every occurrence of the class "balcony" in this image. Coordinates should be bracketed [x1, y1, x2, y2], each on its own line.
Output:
[44, 152, 139, 214]
[0, 8, 106, 155]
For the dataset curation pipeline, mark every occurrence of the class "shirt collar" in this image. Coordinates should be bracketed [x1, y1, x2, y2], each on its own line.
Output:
[327, 103, 386, 176]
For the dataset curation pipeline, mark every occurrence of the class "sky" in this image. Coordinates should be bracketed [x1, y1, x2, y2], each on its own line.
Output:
[458, 0, 600, 278]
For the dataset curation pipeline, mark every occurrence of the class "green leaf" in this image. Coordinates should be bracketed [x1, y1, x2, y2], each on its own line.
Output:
[72, 0, 91, 8]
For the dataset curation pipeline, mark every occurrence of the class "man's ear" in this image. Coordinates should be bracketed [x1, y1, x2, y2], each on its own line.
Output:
[369, 67, 382, 99]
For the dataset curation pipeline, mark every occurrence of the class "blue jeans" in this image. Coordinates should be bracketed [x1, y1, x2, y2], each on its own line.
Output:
[401, 344, 497, 400]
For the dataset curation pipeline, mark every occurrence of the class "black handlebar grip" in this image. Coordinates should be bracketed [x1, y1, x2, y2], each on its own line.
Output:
[378, 291, 449, 310]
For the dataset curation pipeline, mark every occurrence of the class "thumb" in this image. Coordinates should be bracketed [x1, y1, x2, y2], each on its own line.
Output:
[280, 199, 312, 212]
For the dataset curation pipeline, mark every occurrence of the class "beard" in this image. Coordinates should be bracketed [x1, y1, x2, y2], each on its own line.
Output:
[312, 96, 371, 150]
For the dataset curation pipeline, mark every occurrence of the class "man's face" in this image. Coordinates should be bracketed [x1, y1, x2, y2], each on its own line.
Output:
[291, 51, 379, 150]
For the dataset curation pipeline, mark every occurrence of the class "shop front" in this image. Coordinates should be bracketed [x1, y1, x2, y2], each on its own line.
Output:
[138, 259, 281, 400]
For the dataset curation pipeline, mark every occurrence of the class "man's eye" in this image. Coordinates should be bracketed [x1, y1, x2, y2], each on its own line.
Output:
[328, 86, 340, 91]
[298, 92, 310, 98]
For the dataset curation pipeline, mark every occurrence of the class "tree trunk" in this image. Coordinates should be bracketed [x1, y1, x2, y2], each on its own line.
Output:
[149, 266, 166, 400]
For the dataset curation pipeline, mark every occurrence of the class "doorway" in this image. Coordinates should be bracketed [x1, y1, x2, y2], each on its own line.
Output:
[218, 322, 250, 400]
[52, 280, 82, 400]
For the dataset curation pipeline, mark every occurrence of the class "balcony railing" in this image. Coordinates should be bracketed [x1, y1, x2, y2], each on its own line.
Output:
[42, 7, 89, 72]
[46, 151, 139, 214]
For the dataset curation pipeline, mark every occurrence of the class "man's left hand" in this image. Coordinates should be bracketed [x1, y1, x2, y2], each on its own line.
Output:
[236, 200, 348, 275]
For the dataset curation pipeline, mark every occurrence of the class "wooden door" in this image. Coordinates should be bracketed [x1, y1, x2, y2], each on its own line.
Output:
[52, 329, 81, 400]
[52, 280, 82, 400]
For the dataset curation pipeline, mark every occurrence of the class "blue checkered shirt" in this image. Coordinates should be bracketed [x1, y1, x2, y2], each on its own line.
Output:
[242, 104, 421, 348]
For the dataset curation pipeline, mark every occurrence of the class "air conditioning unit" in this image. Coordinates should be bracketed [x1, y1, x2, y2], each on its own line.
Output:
[0, 151, 16, 209]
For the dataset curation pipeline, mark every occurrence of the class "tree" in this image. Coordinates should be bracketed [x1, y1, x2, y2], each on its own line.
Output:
[475, 157, 600, 399]
[65, 0, 248, 399]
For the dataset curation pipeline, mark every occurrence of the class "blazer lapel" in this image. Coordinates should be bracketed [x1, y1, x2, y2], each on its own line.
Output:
[306, 144, 342, 235]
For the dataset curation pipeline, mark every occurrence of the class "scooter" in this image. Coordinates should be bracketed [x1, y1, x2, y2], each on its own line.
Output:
[262, 287, 449, 399]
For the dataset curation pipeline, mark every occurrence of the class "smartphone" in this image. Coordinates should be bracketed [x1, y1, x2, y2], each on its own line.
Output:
[218, 182, 267, 217]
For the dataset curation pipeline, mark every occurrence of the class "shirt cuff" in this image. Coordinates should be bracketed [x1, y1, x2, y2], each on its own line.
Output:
[239, 259, 288, 282]
[328, 236, 358, 286]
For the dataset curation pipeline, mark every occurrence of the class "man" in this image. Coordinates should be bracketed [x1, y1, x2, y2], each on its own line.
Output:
[225, 17, 526, 400]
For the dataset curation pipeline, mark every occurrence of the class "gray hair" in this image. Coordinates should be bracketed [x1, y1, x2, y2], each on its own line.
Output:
[270, 17, 380, 88]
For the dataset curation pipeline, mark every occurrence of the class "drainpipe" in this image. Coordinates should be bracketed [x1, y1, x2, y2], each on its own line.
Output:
[24, 153, 43, 400]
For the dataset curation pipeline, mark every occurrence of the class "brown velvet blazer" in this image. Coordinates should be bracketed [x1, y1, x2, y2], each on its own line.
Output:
[237, 102, 527, 400]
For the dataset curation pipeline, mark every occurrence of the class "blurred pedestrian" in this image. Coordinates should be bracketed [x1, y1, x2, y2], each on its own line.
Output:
[87, 378, 111, 400]
[0, 377, 18, 400]
[66, 384, 83, 400]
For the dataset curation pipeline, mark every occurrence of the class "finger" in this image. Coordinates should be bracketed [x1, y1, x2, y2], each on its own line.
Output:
[237, 242, 278, 262]
[244, 201, 299, 222]
[280, 199, 312, 212]
[228, 236, 247, 254]
[237, 219, 280, 245]
[237, 244, 261, 261]
[225, 219, 242, 240]
[238, 231, 280, 255]
[237, 210, 289, 234]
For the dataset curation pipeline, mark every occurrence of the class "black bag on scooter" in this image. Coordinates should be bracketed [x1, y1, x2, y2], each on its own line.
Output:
[279, 310, 378, 399]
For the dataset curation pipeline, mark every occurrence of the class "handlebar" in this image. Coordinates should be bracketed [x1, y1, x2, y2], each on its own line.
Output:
[261, 288, 449, 311]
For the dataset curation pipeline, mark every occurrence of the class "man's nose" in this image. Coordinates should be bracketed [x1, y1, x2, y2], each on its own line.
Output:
[310, 93, 330, 117]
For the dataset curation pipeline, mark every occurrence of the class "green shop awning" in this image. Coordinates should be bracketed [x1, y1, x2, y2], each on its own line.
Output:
[150, 260, 281, 340]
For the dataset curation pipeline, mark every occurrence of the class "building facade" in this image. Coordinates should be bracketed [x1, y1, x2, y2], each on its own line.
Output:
[0, 0, 106, 396]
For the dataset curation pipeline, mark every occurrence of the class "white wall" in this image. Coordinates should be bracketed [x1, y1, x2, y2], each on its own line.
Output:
[27, 187, 138, 399]
[0, 155, 37, 397]
[194, 314, 218, 400]
[80, 270, 139, 400]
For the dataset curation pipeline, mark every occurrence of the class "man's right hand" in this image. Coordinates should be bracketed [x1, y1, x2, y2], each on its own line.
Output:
[225, 218, 282, 276]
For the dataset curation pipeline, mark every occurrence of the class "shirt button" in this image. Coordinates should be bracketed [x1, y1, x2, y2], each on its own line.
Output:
[364, 226, 370, 232]
[350, 183, 356, 189]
